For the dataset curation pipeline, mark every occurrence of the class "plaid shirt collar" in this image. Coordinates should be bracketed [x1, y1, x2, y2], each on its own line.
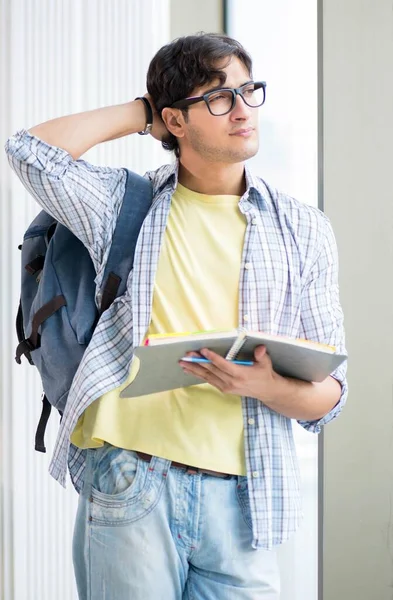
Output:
[150, 160, 271, 211]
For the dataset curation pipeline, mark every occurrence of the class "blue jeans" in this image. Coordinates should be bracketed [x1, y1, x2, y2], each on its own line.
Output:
[73, 444, 280, 599]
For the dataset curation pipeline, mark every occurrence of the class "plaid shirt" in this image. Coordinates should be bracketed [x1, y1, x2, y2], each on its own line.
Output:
[5, 130, 347, 550]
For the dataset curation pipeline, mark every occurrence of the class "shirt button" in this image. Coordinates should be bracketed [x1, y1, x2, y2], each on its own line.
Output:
[248, 418, 255, 425]
[244, 262, 252, 270]
[252, 471, 259, 478]
[252, 218, 258, 225]
[243, 314, 249, 322]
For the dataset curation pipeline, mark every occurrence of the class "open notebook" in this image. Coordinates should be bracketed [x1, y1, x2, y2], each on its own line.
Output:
[120, 329, 347, 398]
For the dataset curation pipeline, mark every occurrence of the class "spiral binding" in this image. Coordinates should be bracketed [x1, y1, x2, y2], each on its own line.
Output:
[225, 328, 247, 360]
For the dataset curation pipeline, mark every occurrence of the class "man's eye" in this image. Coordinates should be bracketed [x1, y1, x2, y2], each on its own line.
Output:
[243, 87, 255, 96]
[209, 94, 226, 102]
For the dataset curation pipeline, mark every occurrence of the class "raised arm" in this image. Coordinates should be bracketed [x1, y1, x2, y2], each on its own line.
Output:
[28, 97, 166, 160]
[5, 97, 167, 270]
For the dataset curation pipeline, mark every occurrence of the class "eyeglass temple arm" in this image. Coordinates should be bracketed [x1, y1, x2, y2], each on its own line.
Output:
[171, 96, 203, 109]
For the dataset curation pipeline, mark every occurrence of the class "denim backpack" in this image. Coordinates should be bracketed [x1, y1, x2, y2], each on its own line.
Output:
[15, 169, 152, 452]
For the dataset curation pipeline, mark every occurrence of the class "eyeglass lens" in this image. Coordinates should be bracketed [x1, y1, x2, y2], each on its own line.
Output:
[206, 84, 264, 116]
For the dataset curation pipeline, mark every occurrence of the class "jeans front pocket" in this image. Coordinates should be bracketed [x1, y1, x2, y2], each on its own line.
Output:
[236, 476, 253, 531]
[88, 445, 165, 527]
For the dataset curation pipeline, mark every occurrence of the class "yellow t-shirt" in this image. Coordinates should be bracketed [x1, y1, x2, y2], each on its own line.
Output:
[71, 183, 247, 475]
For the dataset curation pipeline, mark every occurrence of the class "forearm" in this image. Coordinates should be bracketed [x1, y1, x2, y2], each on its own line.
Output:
[261, 374, 342, 421]
[29, 100, 146, 160]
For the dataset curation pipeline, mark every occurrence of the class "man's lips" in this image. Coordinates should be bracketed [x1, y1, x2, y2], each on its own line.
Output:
[229, 127, 255, 137]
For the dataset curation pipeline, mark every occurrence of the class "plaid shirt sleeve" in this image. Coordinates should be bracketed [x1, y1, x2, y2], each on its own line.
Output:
[5, 129, 125, 271]
[297, 214, 348, 433]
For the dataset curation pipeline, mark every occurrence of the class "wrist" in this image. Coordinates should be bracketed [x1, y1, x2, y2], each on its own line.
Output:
[257, 371, 286, 405]
[134, 97, 153, 135]
[129, 99, 149, 134]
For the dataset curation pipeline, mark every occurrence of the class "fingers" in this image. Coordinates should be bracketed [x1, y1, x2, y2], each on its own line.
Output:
[181, 362, 229, 392]
[198, 349, 239, 374]
[179, 348, 244, 393]
[254, 345, 267, 361]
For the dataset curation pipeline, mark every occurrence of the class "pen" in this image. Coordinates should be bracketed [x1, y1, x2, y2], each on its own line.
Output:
[181, 357, 254, 366]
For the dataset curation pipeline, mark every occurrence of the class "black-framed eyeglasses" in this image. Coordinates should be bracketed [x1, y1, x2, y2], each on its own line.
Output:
[170, 81, 267, 116]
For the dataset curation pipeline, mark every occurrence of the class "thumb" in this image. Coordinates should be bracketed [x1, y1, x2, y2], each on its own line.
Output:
[254, 345, 267, 362]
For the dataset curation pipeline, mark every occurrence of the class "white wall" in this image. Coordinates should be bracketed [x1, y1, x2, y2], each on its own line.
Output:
[0, 2, 169, 598]
[322, 0, 393, 597]
[170, 0, 223, 38]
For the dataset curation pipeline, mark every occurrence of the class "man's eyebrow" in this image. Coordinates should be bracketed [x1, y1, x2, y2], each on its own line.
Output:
[200, 80, 253, 95]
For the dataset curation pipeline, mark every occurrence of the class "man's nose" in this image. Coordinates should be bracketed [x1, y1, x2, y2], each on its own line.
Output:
[230, 93, 252, 119]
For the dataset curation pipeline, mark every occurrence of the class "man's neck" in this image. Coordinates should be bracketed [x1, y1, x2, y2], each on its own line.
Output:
[178, 160, 246, 196]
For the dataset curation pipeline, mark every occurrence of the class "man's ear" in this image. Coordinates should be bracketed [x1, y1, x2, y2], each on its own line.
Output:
[161, 107, 186, 139]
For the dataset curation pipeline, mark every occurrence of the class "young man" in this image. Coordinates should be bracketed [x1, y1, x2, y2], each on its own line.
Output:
[5, 33, 347, 600]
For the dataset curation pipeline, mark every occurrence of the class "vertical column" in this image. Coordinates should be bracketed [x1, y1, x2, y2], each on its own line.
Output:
[0, 1, 170, 598]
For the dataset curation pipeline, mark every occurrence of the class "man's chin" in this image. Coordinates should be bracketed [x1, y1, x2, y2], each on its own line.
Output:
[244, 143, 259, 160]
[227, 141, 259, 163]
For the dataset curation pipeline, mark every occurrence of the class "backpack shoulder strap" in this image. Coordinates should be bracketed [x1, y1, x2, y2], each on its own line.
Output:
[100, 169, 153, 313]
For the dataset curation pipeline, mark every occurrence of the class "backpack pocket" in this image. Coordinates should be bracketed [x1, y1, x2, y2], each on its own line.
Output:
[18, 218, 98, 414]
[24, 237, 97, 412]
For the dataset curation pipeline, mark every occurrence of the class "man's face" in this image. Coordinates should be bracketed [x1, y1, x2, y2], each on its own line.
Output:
[181, 57, 260, 164]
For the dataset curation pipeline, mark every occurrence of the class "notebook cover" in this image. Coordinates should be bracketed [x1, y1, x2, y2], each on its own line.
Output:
[120, 333, 346, 398]
[120, 335, 238, 398]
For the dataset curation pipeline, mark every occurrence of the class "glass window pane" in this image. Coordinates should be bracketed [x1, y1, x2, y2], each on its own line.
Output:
[226, 2, 319, 599]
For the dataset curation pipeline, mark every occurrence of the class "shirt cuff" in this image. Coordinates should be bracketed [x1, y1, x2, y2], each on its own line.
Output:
[297, 368, 348, 434]
[5, 128, 73, 177]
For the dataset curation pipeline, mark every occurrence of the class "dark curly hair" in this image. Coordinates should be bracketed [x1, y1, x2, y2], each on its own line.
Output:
[146, 33, 253, 157]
